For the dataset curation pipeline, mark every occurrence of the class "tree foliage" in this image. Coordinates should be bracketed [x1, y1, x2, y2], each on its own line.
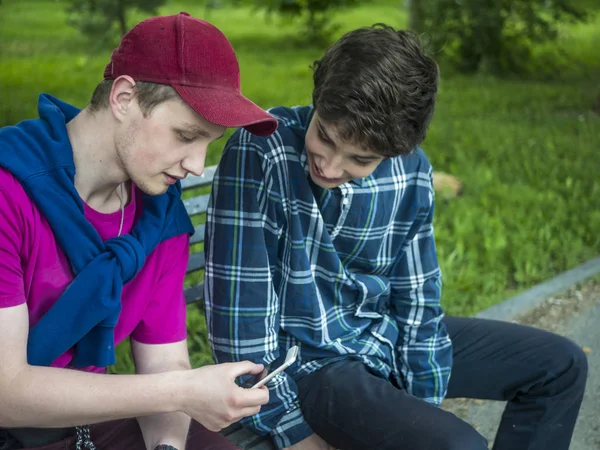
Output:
[421, 0, 589, 74]
[248, 0, 359, 45]
[66, 0, 166, 49]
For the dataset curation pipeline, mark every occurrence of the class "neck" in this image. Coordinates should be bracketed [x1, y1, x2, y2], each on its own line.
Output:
[67, 108, 128, 213]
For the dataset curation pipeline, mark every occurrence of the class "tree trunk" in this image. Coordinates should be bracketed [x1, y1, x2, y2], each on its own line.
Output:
[407, 0, 422, 33]
[593, 94, 600, 115]
[307, 7, 317, 41]
[473, 0, 504, 74]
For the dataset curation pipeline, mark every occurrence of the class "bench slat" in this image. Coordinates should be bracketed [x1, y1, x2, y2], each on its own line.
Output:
[247, 439, 275, 449]
[222, 424, 274, 449]
[190, 224, 206, 245]
[187, 251, 205, 274]
[221, 423, 243, 436]
[184, 283, 204, 304]
[225, 430, 274, 449]
[181, 166, 217, 190]
[183, 194, 210, 216]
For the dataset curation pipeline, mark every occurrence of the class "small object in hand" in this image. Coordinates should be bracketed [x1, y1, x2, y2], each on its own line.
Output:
[242, 346, 299, 389]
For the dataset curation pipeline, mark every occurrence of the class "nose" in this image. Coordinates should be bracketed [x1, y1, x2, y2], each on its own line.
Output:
[318, 153, 344, 179]
[181, 144, 207, 177]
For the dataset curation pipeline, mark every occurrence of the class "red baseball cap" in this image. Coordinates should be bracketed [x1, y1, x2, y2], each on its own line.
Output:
[103, 12, 278, 136]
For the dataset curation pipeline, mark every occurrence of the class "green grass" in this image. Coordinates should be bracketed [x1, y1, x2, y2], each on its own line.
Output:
[1, 0, 599, 371]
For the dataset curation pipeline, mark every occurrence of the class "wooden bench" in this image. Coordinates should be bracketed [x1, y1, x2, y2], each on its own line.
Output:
[181, 167, 275, 450]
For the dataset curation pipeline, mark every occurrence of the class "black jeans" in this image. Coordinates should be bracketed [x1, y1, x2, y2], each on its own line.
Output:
[296, 317, 588, 450]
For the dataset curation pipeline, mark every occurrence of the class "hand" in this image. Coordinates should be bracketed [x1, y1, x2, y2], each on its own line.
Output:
[178, 361, 269, 432]
[284, 433, 335, 450]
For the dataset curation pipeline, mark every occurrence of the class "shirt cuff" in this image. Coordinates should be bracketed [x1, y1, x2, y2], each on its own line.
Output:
[269, 407, 314, 449]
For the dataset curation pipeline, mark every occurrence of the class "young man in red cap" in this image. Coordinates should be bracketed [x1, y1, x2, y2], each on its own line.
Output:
[0, 12, 277, 450]
[204, 25, 588, 450]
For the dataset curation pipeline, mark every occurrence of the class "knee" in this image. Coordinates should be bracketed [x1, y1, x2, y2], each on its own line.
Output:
[431, 422, 488, 450]
[551, 335, 588, 388]
[442, 425, 488, 450]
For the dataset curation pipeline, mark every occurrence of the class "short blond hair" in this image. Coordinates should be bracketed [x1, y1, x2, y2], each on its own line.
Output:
[89, 79, 180, 117]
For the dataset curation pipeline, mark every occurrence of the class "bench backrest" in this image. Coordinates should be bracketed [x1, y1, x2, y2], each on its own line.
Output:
[181, 165, 218, 305]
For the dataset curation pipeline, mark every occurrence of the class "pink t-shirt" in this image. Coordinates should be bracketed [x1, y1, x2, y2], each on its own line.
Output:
[0, 167, 189, 372]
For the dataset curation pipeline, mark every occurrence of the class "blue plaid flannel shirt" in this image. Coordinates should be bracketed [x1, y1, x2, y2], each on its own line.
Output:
[204, 106, 452, 448]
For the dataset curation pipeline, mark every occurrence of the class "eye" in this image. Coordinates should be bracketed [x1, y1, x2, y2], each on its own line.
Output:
[176, 131, 195, 143]
[353, 158, 375, 167]
[318, 128, 332, 145]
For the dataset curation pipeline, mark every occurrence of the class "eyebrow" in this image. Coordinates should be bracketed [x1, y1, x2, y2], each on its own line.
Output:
[316, 119, 337, 149]
[179, 122, 224, 140]
[316, 119, 380, 160]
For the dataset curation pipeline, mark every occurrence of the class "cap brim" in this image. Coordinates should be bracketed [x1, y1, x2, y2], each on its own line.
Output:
[173, 85, 278, 137]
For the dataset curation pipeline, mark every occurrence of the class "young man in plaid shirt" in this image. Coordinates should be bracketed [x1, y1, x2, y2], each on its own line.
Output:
[204, 25, 588, 450]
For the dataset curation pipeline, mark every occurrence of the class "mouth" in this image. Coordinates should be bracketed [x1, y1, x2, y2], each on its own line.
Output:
[310, 159, 344, 184]
[164, 173, 185, 185]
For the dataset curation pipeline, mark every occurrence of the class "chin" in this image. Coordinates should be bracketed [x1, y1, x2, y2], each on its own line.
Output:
[307, 152, 349, 188]
[308, 168, 348, 189]
[147, 185, 170, 196]
[133, 179, 169, 196]
[311, 176, 348, 189]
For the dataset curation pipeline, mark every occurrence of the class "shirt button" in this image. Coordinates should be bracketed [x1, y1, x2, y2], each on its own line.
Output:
[343, 198, 349, 205]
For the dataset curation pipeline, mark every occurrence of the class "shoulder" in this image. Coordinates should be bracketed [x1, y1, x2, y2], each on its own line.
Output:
[0, 168, 38, 253]
[0, 167, 35, 213]
[268, 105, 313, 129]
[0, 116, 54, 174]
[373, 147, 433, 186]
[225, 106, 311, 160]
[0, 166, 26, 192]
[398, 147, 433, 177]
[370, 148, 434, 215]
[403, 148, 435, 212]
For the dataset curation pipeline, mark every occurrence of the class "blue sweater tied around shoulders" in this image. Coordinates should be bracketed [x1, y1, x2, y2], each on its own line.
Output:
[0, 94, 194, 368]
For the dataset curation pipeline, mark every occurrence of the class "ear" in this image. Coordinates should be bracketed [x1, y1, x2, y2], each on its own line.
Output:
[108, 75, 137, 122]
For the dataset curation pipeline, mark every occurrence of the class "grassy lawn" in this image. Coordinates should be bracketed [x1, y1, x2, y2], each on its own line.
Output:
[1, 0, 599, 370]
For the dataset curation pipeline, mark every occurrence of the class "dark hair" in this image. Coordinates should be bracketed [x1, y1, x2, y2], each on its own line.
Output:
[312, 24, 439, 157]
[88, 79, 180, 116]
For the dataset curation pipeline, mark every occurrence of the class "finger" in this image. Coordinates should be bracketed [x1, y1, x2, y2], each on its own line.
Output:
[237, 405, 262, 419]
[227, 360, 265, 378]
[246, 362, 266, 375]
[238, 385, 270, 407]
[205, 423, 221, 433]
